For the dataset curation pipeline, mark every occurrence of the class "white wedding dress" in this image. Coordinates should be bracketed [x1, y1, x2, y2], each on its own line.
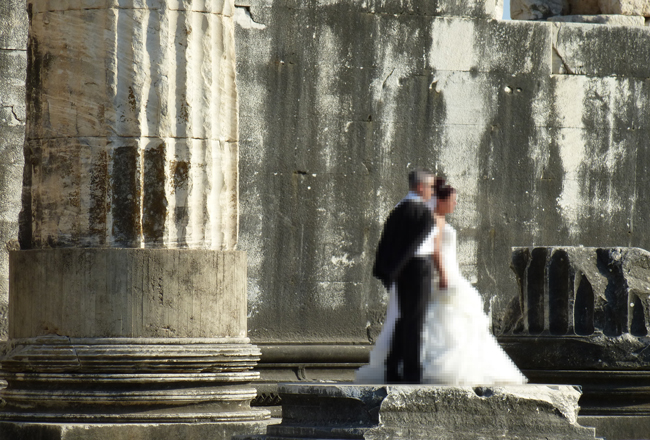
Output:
[355, 223, 527, 385]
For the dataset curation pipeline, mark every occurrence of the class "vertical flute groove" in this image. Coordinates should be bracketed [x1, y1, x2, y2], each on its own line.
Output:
[21, 0, 239, 250]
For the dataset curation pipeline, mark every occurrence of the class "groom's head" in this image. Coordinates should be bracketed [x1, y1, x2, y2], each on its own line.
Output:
[408, 169, 434, 201]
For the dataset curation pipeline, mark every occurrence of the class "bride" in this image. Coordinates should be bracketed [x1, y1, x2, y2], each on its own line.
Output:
[356, 182, 527, 385]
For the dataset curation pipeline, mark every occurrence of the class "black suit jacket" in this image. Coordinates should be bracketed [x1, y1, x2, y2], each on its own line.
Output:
[372, 198, 434, 289]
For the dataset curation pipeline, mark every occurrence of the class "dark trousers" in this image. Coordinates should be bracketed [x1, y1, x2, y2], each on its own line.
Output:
[386, 257, 431, 383]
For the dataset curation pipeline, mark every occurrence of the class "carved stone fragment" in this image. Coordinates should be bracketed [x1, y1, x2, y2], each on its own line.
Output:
[500, 246, 650, 436]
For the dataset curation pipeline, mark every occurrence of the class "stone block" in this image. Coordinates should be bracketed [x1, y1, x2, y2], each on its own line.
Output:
[1, 248, 270, 429]
[549, 14, 646, 25]
[8, 249, 248, 339]
[552, 22, 650, 77]
[511, 0, 568, 20]
[504, 247, 650, 364]
[262, 384, 600, 439]
[247, 0, 497, 19]
[599, 0, 650, 15]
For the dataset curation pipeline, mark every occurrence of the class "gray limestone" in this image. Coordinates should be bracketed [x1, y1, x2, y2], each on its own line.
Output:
[257, 384, 600, 439]
[7, 249, 248, 339]
[551, 22, 650, 76]
[20, 0, 240, 251]
[579, 416, 650, 440]
[549, 13, 646, 24]
[0, 0, 27, 341]
[504, 246, 650, 366]
[569, 0, 603, 13]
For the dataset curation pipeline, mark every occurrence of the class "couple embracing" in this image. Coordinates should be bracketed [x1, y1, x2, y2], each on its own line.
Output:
[356, 169, 527, 385]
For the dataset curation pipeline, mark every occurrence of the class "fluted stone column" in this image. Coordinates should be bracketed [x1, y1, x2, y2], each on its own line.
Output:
[0, 0, 269, 437]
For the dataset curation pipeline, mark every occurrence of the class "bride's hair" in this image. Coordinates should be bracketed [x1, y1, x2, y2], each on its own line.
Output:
[436, 181, 455, 200]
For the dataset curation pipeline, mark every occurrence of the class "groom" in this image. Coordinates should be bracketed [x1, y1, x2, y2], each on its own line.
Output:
[373, 169, 435, 383]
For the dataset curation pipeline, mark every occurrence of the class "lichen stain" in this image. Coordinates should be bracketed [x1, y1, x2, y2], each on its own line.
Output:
[128, 86, 137, 113]
[179, 100, 190, 123]
[89, 149, 109, 244]
[26, 25, 52, 134]
[172, 160, 189, 192]
[143, 142, 167, 246]
[111, 146, 140, 247]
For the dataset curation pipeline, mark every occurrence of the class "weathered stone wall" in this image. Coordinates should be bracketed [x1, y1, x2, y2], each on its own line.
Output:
[0, 0, 27, 340]
[234, 2, 650, 347]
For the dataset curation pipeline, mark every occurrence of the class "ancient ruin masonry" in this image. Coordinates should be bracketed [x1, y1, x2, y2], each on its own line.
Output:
[0, 0, 270, 438]
[501, 246, 650, 439]
[237, 384, 601, 440]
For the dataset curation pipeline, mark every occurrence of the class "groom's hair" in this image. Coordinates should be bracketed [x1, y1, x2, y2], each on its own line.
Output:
[408, 168, 432, 190]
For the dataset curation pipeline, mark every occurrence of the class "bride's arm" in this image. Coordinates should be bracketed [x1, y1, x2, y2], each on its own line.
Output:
[432, 214, 447, 289]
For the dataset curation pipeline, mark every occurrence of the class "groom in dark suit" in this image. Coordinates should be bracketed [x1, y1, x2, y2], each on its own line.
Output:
[373, 169, 435, 383]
